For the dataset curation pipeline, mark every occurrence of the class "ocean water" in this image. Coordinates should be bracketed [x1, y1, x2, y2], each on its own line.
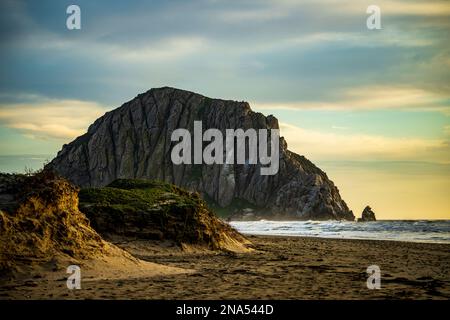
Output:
[229, 220, 450, 244]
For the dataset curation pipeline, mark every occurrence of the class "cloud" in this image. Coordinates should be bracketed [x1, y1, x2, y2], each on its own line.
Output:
[217, 7, 289, 23]
[378, 0, 450, 16]
[331, 126, 349, 130]
[29, 35, 209, 63]
[1, 0, 449, 106]
[444, 125, 450, 135]
[253, 86, 450, 113]
[0, 96, 106, 140]
[279, 122, 450, 163]
[267, 0, 450, 16]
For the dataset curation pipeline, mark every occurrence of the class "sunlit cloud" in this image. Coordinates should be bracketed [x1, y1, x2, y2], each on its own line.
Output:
[280, 122, 450, 163]
[378, 0, 450, 16]
[15, 33, 209, 63]
[0, 97, 106, 140]
[106, 37, 208, 62]
[253, 86, 450, 113]
[217, 7, 289, 22]
[269, 0, 450, 16]
[280, 30, 436, 49]
[331, 126, 349, 130]
[444, 125, 450, 135]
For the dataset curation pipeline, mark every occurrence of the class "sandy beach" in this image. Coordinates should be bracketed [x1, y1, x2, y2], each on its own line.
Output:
[1, 235, 449, 300]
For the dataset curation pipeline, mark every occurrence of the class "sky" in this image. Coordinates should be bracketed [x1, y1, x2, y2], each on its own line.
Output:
[0, 0, 449, 219]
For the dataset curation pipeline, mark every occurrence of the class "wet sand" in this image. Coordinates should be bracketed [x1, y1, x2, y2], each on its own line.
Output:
[1, 235, 449, 299]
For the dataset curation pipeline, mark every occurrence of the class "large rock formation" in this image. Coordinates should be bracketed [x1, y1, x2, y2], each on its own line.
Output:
[47, 87, 354, 220]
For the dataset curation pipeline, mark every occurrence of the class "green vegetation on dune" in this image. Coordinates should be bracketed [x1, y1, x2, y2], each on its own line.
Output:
[79, 179, 248, 250]
[80, 179, 198, 212]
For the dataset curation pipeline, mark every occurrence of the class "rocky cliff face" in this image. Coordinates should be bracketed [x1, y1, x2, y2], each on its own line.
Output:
[47, 87, 354, 220]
